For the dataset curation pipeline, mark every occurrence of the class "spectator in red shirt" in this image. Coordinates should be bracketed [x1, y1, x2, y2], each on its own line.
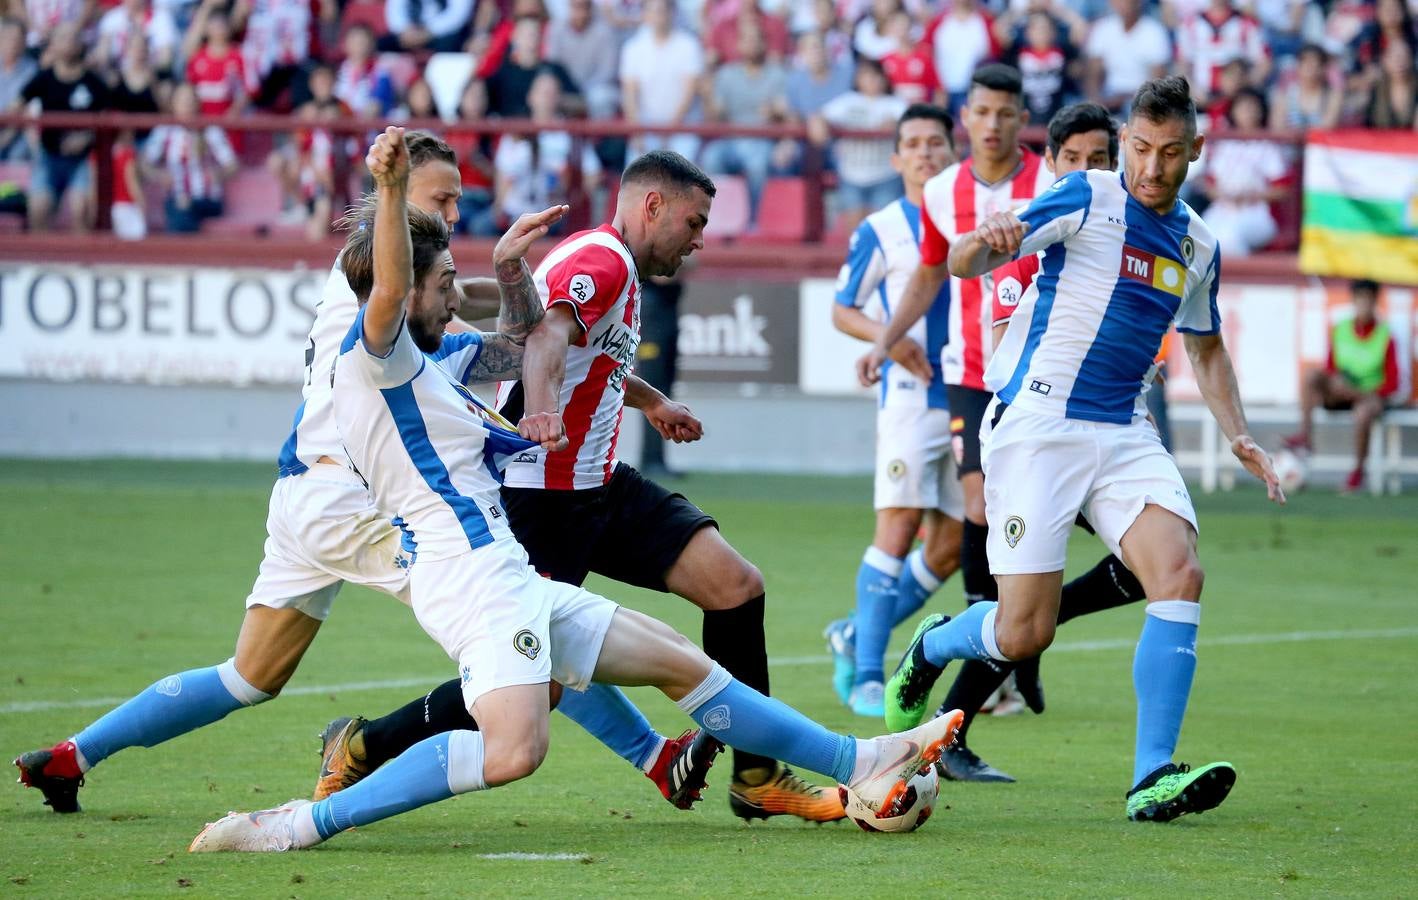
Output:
[880, 8, 941, 105]
[707, 0, 790, 66]
[1287, 280, 1402, 492]
[184, 3, 249, 117]
[110, 127, 146, 240]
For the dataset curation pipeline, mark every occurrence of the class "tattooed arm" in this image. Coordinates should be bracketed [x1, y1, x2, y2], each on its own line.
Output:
[462, 205, 568, 384]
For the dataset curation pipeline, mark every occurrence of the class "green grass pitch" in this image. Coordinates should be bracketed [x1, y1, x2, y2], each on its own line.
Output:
[2, 459, 1415, 897]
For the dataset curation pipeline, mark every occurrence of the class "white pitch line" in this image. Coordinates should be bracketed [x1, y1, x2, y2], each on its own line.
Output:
[475, 852, 589, 861]
[3, 626, 1415, 716]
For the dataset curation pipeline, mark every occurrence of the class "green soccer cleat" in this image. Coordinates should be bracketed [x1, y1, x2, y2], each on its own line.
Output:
[883, 613, 948, 732]
[1126, 762, 1236, 822]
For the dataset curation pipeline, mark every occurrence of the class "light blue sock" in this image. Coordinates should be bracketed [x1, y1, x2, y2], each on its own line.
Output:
[853, 547, 902, 686]
[556, 682, 664, 770]
[73, 660, 268, 769]
[678, 668, 856, 783]
[311, 730, 479, 839]
[894, 548, 943, 625]
[1133, 601, 1200, 786]
[921, 601, 1002, 666]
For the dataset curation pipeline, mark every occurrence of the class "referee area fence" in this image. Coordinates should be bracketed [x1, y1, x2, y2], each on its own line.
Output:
[2, 112, 1415, 491]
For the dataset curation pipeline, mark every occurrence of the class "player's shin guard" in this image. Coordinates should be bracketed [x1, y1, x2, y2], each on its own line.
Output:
[307, 730, 483, 842]
[1132, 601, 1200, 786]
[960, 520, 997, 604]
[702, 594, 775, 774]
[73, 659, 269, 770]
[677, 666, 855, 785]
[555, 683, 664, 771]
[360, 679, 475, 770]
[853, 548, 903, 686]
[894, 548, 943, 625]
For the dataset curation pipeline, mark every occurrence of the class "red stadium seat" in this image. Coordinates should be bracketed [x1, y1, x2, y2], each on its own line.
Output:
[203, 167, 285, 237]
[755, 176, 806, 241]
[702, 174, 749, 241]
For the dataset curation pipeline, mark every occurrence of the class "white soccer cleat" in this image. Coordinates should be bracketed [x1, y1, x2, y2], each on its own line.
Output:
[846, 709, 965, 819]
[189, 799, 316, 853]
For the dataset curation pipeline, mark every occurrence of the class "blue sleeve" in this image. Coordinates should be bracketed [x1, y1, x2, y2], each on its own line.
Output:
[1017, 170, 1093, 257]
[834, 221, 884, 309]
[1176, 246, 1222, 335]
[429, 331, 486, 384]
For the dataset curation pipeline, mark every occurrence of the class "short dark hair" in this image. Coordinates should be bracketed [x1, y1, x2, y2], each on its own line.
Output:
[339, 195, 451, 303]
[895, 103, 955, 151]
[1047, 102, 1118, 164]
[1130, 75, 1197, 135]
[1351, 278, 1381, 300]
[621, 149, 717, 199]
[970, 63, 1023, 100]
[1226, 87, 1269, 128]
[404, 130, 457, 171]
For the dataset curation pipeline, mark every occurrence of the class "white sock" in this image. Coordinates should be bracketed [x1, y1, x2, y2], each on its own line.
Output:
[68, 738, 92, 774]
[447, 730, 487, 794]
[863, 546, 905, 577]
[980, 607, 1008, 661]
[846, 735, 883, 786]
[639, 737, 667, 775]
[1147, 599, 1201, 625]
[291, 802, 323, 849]
[908, 548, 942, 592]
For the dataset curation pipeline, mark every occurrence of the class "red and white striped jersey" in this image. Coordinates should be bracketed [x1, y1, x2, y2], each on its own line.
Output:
[498, 224, 641, 491]
[143, 124, 236, 202]
[919, 148, 1053, 390]
[1175, 8, 1267, 97]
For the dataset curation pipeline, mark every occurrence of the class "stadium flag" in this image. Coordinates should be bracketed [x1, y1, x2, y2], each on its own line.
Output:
[1299, 130, 1418, 286]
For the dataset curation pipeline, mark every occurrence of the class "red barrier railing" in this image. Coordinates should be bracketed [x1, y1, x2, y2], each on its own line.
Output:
[0, 112, 1306, 247]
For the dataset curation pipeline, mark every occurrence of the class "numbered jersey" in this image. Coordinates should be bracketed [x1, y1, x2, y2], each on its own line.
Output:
[498, 225, 640, 491]
[276, 262, 358, 477]
[919, 149, 1054, 390]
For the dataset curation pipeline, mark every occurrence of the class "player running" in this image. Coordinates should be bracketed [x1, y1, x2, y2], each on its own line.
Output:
[14, 132, 710, 815]
[315, 149, 845, 823]
[822, 104, 966, 719]
[875, 79, 1285, 822]
[188, 127, 965, 852]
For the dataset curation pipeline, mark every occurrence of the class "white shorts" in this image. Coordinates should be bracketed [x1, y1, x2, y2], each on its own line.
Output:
[244, 464, 412, 619]
[981, 408, 1197, 575]
[874, 406, 966, 517]
[410, 540, 618, 709]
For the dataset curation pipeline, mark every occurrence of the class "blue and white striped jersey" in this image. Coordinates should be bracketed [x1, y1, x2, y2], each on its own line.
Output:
[834, 197, 949, 410]
[333, 308, 538, 563]
[276, 262, 360, 477]
[986, 170, 1221, 424]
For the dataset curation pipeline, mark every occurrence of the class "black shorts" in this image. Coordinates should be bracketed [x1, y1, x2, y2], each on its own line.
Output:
[947, 385, 994, 476]
[501, 462, 717, 592]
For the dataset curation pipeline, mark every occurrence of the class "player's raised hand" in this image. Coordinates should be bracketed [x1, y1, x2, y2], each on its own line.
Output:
[976, 211, 1027, 256]
[888, 336, 934, 383]
[856, 344, 888, 387]
[520, 410, 569, 452]
[644, 399, 704, 444]
[366, 126, 408, 189]
[494, 204, 569, 269]
[1232, 435, 1286, 505]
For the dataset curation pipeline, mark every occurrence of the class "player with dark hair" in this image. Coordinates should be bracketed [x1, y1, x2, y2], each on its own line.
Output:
[188, 127, 966, 852]
[877, 77, 1285, 821]
[315, 149, 849, 823]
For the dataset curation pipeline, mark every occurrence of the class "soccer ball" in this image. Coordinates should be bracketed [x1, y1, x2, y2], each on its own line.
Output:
[839, 765, 940, 833]
[1272, 448, 1307, 494]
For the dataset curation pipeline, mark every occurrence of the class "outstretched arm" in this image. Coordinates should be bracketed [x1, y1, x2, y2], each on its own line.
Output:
[948, 211, 1027, 280]
[1185, 332, 1284, 504]
[463, 205, 568, 383]
[362, 127, 412, 358]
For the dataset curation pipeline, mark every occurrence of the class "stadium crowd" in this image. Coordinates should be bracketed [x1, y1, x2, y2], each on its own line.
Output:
[2, 0, 1416, 246]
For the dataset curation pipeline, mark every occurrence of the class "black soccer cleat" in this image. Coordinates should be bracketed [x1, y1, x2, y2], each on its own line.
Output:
[646, 729, 721, 810]
[15, 741, 85, 813]
[936, 743, 1016, 784]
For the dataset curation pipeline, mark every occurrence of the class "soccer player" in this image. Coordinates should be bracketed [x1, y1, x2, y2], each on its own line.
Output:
[13, 132, 708, 815]
[187, 126, 965, 852]
[823, 103, 966, 719]
[317, 150, 846, 823]
[878, 78, 1286, 822]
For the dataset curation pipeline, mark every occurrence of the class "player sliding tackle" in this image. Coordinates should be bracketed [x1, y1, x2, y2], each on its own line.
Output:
[190, 127, 964, 852]
[873, 78, 1285, 822]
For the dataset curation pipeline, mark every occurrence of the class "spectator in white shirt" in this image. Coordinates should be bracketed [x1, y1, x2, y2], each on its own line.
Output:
[619, 0, 704, 160]
[493, 71, 601, 226]
[94, 0, 180, 77]
[546, 0, 620, 118]
[926, 0, 999, 115]
[1085, 0, 1172, 114]
[811, 57, 906, 230]
[1201, 88, 1289, 256]
[381, 0, 477, 53]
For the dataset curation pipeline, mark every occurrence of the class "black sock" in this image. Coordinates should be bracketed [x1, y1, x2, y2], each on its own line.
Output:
[360, 679, 478, 769]
[960, 519, 997, 603]
[702, 594, 774, 774]
[1058, 554, 1147, 625]
[938, 657, 1013, 745]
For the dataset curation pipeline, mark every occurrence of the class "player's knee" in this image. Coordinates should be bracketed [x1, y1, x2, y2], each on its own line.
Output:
[997, 620, 1054, 660]
[1158, 558, 1205, 600]
[710, 559, 764, 609]
[486, 734, 549, 784]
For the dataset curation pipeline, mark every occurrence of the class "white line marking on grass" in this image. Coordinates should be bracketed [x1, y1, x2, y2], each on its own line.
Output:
[475, 852, 590, 861]
[4, 627, 1416, 715]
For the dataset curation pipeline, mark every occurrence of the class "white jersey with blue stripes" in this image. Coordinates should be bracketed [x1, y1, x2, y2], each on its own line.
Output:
[277, 262, 359, 477]
[986, 170, 1221, 424]
[333, 308, 538, 563]
[834, 197, 949, 410]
